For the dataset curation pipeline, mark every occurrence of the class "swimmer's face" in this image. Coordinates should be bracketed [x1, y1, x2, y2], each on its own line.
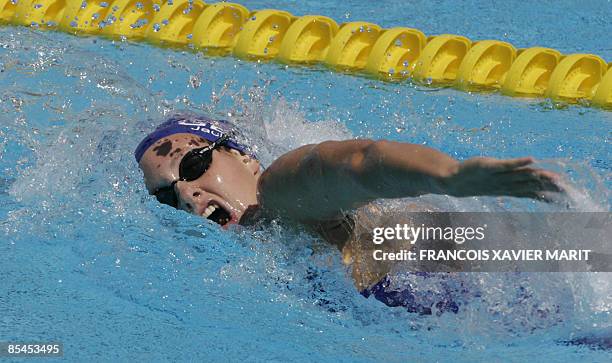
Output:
[139, 133, 261, 228]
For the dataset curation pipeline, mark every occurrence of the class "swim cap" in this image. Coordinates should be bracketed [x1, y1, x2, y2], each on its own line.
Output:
[134, 113, 253, 163]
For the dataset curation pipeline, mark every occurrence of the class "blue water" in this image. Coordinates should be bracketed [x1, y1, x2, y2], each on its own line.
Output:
[1, 0, 611, 361]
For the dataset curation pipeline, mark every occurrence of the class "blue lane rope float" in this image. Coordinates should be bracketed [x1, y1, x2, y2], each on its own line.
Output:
[1, 0, 610, 109]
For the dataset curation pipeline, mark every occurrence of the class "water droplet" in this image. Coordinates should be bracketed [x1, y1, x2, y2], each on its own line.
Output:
[130, 18, 147, 29]
[92, 13, 100, 20]
[152, 23, 160, 32]
[70, 21, 78, 28]
[80, 1, 87, 9]
[162, 19, 169, 25]
[153, 4, 160, 11]
[395, 39, 402, 47]
[135, 2, 144, 9]
[251, 16, 256, 21]
[100, 1, 108, 7]
[33, 3, 42, 9]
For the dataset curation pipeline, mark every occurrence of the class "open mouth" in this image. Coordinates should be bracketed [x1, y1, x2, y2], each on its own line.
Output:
[201, 202, 231, 226]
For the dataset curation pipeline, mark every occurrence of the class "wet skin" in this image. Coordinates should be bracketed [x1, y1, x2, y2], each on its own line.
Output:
[140, 136, 564, 288]
[139, 133, 261, 228]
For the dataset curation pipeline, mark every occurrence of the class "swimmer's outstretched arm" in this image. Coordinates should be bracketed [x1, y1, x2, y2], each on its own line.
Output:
[257, 140, 562, 222]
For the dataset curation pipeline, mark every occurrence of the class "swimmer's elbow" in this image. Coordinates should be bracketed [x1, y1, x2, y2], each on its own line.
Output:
[354, 139, 389, 175]
[315, 139, 378, 177]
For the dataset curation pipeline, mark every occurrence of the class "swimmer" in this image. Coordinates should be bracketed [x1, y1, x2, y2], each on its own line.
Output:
[135, 113, 564, 313]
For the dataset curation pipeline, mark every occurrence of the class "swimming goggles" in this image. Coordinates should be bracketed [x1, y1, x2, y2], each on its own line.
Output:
[153, 133, 232, 208]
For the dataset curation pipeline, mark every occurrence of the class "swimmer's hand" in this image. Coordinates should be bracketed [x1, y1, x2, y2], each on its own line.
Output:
[445, 156, 564, 202]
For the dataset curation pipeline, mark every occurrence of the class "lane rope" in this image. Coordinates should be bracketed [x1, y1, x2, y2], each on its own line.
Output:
[1, 0, 610, 109]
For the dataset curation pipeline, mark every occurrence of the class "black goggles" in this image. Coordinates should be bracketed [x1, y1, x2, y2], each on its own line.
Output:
[152, 133, 233, 208]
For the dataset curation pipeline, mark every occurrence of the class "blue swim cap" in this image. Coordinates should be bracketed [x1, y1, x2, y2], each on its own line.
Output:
[134, 113, 253, 163]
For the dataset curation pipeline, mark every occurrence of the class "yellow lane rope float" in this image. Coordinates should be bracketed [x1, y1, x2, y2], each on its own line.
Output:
[1, 0, 610, 109]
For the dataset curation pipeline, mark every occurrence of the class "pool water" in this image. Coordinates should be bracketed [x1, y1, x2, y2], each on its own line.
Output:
[1, 0, 611, 361]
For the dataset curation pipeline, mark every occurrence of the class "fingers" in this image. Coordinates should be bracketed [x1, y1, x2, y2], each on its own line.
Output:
[497, 168, 563, 192]
[515, 178, 562, 193]
[492, 157, 534, 172]
[488, 166, 565, 203]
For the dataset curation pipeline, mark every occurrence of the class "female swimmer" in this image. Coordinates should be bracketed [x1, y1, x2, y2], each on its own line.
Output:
[135, 113, 563, 314]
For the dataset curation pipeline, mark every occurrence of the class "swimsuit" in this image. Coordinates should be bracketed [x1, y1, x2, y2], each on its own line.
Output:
[361, 273, 464, 315]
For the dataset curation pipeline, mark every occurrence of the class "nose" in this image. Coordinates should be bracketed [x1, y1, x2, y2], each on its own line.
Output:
[174, 181, 210, 214]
